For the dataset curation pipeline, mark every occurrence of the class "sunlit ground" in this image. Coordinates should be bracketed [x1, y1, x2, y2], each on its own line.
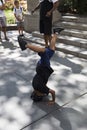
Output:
[0, 31, 87, 130]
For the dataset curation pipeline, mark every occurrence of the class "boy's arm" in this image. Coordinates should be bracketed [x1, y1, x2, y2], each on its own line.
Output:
[49, 34, 57, 51]
[26, 43, 45, 53]
[47, 89, 55, 105]
[14, 13, 20, 21]
[14, 12, 22, 21]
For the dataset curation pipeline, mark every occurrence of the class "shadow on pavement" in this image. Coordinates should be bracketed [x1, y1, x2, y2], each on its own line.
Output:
[0, 41, 17, 50]
[24, 100, 87, 130]
[52, 53, 83, 73]
[0, 32, 87, 130]
[34, 102, 72, 130]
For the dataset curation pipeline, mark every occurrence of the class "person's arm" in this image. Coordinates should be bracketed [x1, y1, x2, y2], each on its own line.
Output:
[21, 7, 24, 20]
[31, 3, 40, 14]
[14, 7, 22, 22]
[46, 0, 59, 17]
[14, 13, 21, 21]
[26, 43, 45, 53]
[47, 89, 55, 105]
[0, 3, 5, 10]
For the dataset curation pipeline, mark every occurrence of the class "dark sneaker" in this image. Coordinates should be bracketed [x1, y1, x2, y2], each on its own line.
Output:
[53, 27, 64, 34]
[18, 35, 27, 51]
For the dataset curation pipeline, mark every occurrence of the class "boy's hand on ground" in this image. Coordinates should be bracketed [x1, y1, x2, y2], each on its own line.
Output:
[47, 100, 55, 105]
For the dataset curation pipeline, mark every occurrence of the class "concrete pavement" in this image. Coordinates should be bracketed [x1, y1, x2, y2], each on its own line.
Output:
[0, 31, 87, 130]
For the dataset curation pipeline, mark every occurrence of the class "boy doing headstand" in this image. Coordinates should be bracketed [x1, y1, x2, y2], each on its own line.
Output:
[18, 28, 63, 105]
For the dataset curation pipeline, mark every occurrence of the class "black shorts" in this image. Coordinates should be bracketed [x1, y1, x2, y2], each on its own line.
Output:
[32, 74, 49, 95]
[40, 18, 52, 35]
[16, 21, 24, 28]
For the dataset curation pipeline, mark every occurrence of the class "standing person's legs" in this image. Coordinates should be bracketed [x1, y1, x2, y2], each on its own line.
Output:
[17, 22, 24, 35]
[1, 17, 9, 41]
[44, 18, 52, 47]
[17, 22, 21, 35]
[0, 27, 1, 41]
[20, 22, 24, 35]
[40, 19, 52, 47]
[0, 18, 2, 41]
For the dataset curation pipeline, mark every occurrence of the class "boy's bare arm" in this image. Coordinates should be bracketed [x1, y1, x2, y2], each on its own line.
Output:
[26, 44, 45, 53]
[47, 89, 55, 105]
[14, 13, 23, 21]
[49, 34, 57, 51]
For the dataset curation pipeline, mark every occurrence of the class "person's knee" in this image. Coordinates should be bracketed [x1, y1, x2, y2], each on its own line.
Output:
[2, 26, 6, 31]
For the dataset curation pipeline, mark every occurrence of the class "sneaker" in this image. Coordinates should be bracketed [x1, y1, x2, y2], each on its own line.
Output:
[18, 35, 27, 51]
[53, 27, 64, 34]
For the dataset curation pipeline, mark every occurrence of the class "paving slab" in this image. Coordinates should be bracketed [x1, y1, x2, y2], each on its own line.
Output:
[22, 106, 87, 130]
[0, 31, 87, 130]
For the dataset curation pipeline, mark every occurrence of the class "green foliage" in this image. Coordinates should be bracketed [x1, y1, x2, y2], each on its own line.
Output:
[58, 0, 72, 13]
[5, 10, 15, 24]
[58, 0, 87, 15]
[77, 0, 87, 14]
[5, 3, 13, 10]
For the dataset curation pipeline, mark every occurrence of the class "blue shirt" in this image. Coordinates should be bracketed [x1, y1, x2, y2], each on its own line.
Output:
[37, 47, 54, 67]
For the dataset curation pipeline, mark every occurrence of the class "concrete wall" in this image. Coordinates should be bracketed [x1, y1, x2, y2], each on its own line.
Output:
[24, 13, 40, 32]
[24, 0, 39, 32]
[27, 0, 39, 11]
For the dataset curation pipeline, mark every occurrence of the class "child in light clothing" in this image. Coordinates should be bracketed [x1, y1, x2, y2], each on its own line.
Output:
[13, 0, 24, 35]
[0, 0, 9, 41]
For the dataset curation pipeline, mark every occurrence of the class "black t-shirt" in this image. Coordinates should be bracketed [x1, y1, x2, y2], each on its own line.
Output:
[40, 0, 53, 20]
[32, 65, 53, 94]
[36, 65, 53, 83]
